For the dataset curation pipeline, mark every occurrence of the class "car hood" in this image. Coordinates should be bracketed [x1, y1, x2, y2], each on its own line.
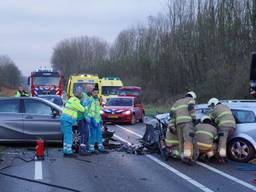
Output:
[103, 106, 133, 113]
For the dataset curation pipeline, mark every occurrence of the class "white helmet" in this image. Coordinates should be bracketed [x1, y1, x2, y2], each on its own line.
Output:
[208, 98, 220, 107]
[185, 91, 197, 99]
[200, 115, 211, 123]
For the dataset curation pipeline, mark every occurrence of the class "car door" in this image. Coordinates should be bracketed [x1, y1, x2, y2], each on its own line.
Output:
[22, 99, 62, 141]
[0, 99, 24, 141]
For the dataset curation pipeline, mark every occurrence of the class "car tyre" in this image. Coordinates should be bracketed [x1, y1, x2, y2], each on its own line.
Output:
[131, 114, 136, 125]
[228, 138, 255, 163]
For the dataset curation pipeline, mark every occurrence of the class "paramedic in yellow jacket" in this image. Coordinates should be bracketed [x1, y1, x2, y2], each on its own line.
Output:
[60, 87, 85, 157]
[170, 91, 197, 163]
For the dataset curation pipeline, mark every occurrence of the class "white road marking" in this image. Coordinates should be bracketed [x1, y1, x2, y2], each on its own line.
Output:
[34, 161, 43, 180]
[115, 124, 143, 137]
[196, 161, 256, 191]
[114, 133, 214, 192]
[115, 124, 256, 191]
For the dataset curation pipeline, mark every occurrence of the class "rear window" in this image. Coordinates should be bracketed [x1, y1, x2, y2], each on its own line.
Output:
[106, 98, 133, 106]
[232, 110, 256, 124]
[0, 100, 19, 113]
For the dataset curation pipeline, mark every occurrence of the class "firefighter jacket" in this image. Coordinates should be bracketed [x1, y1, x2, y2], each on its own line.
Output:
[63, 97, 85, 120]
[195, 123, 217, 151]
[171, 97, 196, 125]
[209, 104, 236, 128]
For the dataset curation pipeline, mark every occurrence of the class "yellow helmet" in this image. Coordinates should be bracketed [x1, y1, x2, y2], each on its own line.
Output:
[185, 91, 197, 99]
[208, 98, 220, 107]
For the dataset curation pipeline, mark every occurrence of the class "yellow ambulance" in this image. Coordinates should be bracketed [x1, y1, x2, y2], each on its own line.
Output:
[100, 77, 123, 103]
[67, 74, 100, 98]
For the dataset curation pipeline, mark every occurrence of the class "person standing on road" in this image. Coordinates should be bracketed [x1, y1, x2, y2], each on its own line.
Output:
[87, 88, 105, 153]
[78, 84, 94, 155]
[208, 98, 236, 162]
[15, 86, 29, 97]
[170, 91, 197, 164]
[195, 115, 218, 161]
[60, 87, 85, 157]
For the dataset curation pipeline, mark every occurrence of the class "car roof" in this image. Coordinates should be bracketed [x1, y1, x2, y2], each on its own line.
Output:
[109, 96, 134, 100]
[119, 86, 141, 90]
[39, 95, 61, 98]
[0, 97, 62, 111]
[196, 102, 256, 112]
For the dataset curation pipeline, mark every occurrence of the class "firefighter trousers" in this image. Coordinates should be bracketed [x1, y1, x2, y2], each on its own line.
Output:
[177, 122, 194, 159]
[218, 126, 234, 157]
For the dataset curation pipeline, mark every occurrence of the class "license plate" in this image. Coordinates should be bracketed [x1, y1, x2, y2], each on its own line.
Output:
[109, 115, 118, 119]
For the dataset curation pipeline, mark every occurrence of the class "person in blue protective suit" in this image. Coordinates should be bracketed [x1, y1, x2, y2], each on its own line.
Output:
[87, 88, 106, 153]
[78, 84, 94, 155]
[60, 87, 85, 158]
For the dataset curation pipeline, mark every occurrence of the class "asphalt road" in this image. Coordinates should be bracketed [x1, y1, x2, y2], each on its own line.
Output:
[1, 121, 256, 192]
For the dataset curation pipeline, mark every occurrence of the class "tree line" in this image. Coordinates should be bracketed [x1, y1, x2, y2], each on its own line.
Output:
[52, 0, 256, 104]
[0, 55, 21, 89]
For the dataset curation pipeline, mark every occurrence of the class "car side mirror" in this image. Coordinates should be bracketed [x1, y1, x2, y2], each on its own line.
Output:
[52, 109, 59, 117]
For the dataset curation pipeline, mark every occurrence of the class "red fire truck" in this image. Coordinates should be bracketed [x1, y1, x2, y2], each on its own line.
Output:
[28, 69, 64, 96]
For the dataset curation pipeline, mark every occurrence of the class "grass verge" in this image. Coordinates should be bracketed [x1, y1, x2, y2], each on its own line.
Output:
[144, 104, 170, 117]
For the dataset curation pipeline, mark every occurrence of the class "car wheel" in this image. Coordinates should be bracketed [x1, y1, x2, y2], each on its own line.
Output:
[139, 113, 144, 123]
[228, 138, 255, 162]
[131, 114, 136, 125]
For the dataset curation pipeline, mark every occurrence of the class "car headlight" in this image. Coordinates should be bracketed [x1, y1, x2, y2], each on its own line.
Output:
[123, 110, 131, 115]
[100, 110, 104, 114]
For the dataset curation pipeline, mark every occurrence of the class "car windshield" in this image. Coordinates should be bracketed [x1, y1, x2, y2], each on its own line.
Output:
[232, 110, 256, 123]
[102, 86, 121, 95]
[119, 90, 141, 96]
[106, 98, 133, 106]
[34, 77, 60, 86]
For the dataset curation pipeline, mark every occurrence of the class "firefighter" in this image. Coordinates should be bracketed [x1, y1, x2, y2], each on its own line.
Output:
[208, 98, 236, 161]
[78, 84, 94, 155]
[165, 117, 180, 158]
[170, 91, 197, 164]
[60, 87, 85, 157]
[15, 86, 29, 97]
[87, 88, 105, 153]
[195, 115, 217, 161]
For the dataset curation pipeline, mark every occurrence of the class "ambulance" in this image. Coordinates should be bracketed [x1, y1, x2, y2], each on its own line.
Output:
[100, 77, 123, 103]
[67, 74, 100, 98]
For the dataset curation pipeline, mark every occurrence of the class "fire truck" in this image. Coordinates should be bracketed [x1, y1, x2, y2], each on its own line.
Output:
[28, 68, 64, 96]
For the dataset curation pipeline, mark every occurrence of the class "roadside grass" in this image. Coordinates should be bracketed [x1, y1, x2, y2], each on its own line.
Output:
[144, 104, 170, 117]
[0, 146, 5, 157]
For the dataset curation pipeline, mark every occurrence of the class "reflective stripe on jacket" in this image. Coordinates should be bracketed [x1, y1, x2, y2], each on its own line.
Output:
[195, 123, 217, 151]
[63, 97, 85, 119]
[209, 104, 236, 128]
[171, 97, 196, 125]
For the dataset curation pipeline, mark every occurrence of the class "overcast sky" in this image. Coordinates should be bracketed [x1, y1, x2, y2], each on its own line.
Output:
[0, 0, 166, 76]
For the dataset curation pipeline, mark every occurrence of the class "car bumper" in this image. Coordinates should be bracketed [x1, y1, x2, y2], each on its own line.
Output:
[101, 114, 132, 123]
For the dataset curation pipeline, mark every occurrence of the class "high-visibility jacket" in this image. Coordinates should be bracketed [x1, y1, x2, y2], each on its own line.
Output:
[195, 123, 217, 151]
[209, 104, 236, 128]
[87, 97, 101, 123]
[77, 92, 90, 120]
[15, 90, 29, 97]
[63, 97, 85, 120]
[171, 97, 196, 125]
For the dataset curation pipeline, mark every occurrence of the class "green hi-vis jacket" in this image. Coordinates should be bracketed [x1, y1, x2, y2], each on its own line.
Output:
[209, 104, 236, 128]
[63, 97, 85, 120]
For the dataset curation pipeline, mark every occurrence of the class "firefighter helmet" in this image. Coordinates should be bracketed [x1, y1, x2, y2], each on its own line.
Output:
[185, 91, 197, 99]
[208, 98, 220, 107]
[200, 115, 211, 123]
